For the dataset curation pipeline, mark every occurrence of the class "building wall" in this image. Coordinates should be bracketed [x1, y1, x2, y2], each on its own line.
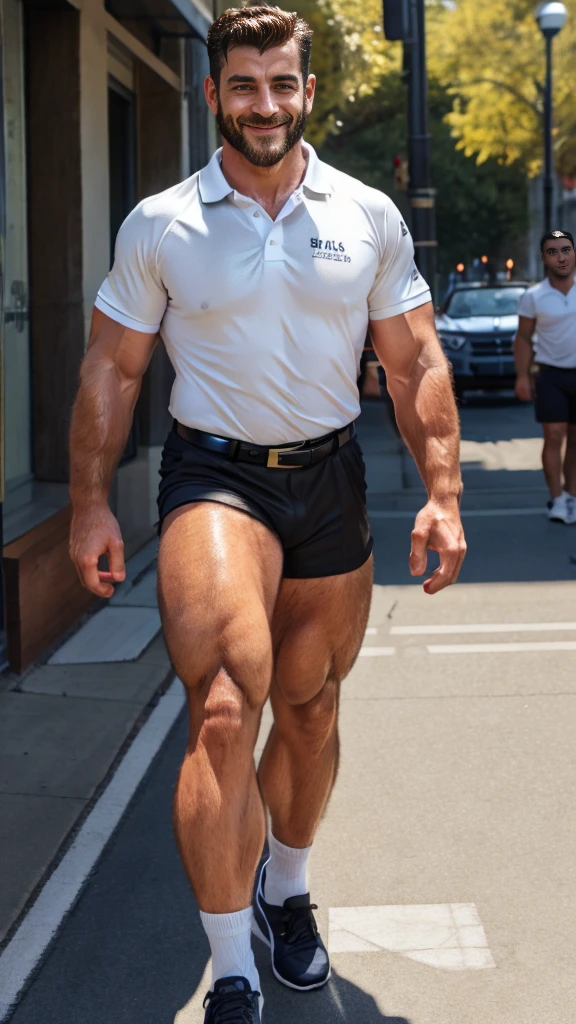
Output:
[2, 0, 214, 667]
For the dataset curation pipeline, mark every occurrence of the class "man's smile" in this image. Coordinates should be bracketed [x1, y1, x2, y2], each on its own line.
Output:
[240, 122, 289, 134]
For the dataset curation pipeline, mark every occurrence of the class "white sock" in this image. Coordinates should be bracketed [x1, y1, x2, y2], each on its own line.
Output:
[200, 907, 260, 996]
[263, 832, 312, 907]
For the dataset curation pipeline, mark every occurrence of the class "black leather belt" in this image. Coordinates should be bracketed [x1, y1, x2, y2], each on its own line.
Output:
[174, 420, 355, 468]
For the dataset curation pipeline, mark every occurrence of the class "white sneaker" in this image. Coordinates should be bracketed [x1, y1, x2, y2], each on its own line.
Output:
[548, 492, 576, 523]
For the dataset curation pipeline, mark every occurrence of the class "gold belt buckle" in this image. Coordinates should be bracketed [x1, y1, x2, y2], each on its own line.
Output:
[267, 443, 305, 468]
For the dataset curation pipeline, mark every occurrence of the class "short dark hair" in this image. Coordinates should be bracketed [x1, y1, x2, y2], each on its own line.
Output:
[540, 229, 574, 252]
[207, 6, 313, 90]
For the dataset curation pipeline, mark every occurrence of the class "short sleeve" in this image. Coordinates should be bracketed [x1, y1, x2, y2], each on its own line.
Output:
[368, 202, 432, 320]
[518, 289, 536, 319]
[95, 202, 168, 333]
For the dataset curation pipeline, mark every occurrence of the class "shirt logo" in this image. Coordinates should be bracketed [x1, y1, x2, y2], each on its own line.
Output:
[310, 237, 351, 263]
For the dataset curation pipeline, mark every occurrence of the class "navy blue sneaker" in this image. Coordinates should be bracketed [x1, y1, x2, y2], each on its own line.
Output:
[203, 977, 261, 1024]
[252, 859, 330, 990]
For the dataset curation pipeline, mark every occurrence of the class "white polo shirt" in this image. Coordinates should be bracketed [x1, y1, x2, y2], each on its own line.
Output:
[96, 143, 431, 443]
[518, 276, 576, 369]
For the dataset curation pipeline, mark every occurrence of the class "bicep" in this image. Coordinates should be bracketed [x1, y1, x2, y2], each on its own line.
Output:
[369, 301, 444, 382]
[516, 315, 536, 343]
[84, 307, 158, 385]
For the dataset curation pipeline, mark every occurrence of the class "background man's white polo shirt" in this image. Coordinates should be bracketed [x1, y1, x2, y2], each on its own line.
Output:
[518, 277, 576, 369]
[95, 143, 431, 444]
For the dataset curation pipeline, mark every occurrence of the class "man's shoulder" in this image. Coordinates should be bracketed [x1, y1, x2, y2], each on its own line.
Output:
[128, 173, 201, 231]
[524, 278, 549, 301]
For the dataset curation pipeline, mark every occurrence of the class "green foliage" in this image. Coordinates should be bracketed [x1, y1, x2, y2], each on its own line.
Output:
[317, 80, 528, 272]
[288, 0, 529, 267]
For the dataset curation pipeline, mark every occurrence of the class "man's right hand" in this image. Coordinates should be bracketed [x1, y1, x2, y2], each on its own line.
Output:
[70, 503, 126, 598]
[515, 374, 532, 402]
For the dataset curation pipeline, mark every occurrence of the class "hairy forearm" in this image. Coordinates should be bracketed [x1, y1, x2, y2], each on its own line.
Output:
[514, 334, 533, 376]
[69, 354, 140, 509]
[389, 355, 462, 501]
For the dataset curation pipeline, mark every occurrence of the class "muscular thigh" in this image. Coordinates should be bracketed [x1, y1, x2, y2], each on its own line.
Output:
[271, 555, 374, 706]
[158, 502, 283, 692]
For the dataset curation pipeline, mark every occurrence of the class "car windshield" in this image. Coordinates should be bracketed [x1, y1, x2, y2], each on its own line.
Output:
[445, 287, 526, 318]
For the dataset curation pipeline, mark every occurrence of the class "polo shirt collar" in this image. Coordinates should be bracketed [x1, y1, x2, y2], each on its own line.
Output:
[198, 141, 333, 204]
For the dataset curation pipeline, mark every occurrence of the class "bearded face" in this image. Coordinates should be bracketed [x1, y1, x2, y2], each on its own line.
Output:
[216, 101, 307, 168]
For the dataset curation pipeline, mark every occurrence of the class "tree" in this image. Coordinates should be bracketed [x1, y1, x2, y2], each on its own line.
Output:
[317, 79, 528, 275]
[293, 0, 402, 145]
[427, 0, 576, 176]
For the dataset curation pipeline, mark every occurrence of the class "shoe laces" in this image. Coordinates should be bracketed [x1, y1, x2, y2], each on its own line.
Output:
[203, 988, 259, 1024]
[281, 903, 319, 945]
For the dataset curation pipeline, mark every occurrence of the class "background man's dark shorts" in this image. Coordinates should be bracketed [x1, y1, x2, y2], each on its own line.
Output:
[157, 427, 373, 579]
[534, 364, 576, 424]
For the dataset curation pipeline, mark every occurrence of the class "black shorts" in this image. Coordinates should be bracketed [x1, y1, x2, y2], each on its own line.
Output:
[534, 364, 576, 424]
[157, 426, 373, 579]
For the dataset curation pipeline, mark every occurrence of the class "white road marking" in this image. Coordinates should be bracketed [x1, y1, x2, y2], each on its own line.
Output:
[0, 677, 185, 1022]
[365, 627, 378, 635]
[369, 507, 545, 519]
[392, 622, 576, 636]
[428, 641, 576, 655]
[328, 904, 495, 970]
[358, 647, 396, 657]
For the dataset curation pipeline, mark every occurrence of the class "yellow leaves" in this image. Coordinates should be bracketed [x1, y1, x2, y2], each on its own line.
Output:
[294, 0, 401, 143]
[428, 0, 576, 175]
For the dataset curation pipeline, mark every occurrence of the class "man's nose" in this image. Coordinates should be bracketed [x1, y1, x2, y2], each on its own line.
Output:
[252, 87, 279, 117]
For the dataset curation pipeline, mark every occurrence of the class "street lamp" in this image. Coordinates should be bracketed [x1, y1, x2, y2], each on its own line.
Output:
[535, 2, 568, 232]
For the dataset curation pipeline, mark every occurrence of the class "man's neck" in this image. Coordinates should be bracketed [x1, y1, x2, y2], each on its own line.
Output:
[220, 141, 308, 219]
[547, 270, 575, 296]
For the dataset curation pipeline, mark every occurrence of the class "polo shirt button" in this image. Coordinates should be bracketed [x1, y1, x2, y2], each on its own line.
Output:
[269, 239, 276, 245]
[253, 211, 260, 218]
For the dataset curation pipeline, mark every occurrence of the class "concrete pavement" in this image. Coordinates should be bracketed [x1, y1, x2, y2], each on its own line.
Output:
[0, 541, 172, 945]
[3, 395, 576, 1023]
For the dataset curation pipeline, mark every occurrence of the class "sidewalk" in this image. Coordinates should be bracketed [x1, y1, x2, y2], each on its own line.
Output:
[0, 540, 172, 947]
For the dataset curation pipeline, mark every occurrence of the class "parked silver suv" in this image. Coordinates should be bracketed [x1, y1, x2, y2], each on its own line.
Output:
[435, 281, 529, 400]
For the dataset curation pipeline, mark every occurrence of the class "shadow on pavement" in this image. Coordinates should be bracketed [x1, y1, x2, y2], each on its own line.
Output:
[359, 397, 576, 587]
[9, 715, 413, 1024]
[252, 944, 412, 1024]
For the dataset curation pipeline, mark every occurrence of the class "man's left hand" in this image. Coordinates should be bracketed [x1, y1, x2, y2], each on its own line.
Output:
[409, 498, 467, 594]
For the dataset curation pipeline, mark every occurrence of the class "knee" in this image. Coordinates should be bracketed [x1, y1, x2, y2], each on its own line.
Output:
[178, 614, 273, 716]
[276, 675, 340, 747]
[543, 426, 566, 448]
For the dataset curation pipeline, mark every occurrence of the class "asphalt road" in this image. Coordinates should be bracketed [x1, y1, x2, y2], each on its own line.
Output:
[9, 396, 576, 1024]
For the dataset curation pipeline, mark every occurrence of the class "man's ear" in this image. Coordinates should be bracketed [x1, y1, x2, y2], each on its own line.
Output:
[205, 75, 218, 115]
[305, 74, 316, 116]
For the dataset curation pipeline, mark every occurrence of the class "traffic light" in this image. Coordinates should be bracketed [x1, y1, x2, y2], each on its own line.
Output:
[481, 255, 488, 264]
[505, 257, 514, 280]
[393, 156, 409, 191]
[383, 0, 410, 40]
[456, 262, 465, 274]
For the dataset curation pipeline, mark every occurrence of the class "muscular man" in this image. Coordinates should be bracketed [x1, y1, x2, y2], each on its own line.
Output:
[515, 230, 576, 523]
[69, 7, 466, 1022]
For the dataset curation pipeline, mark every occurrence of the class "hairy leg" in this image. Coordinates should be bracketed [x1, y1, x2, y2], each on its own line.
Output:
[258, 556, 373, 848]
[158, 503, 283, 912]
[542, 422, 567, 499]
[563, 424, 576, 495]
